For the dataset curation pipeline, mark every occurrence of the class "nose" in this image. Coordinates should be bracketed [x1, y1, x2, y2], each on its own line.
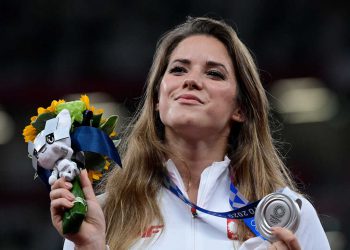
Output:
[183, 73, 203, 90]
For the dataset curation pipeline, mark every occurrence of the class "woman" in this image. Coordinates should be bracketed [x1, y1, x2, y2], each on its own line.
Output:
[50, 17, 330, 249]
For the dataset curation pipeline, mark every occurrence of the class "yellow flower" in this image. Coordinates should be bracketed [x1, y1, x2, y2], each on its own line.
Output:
[80, 95, 90, 109]
[104, 160, 111, 170]
[23, 99, 66, 143]
[30, 116, 37, 122]
[91, 106, 104, 115]
[47, 99, 65, 112]
[87, 160, 111, 182]
[37, 99, 65, 115]
[80, 94, 104, 115]
[37, 107, 46, 115]
[23, 124, 37, 143]
[87, 170, 103, 181]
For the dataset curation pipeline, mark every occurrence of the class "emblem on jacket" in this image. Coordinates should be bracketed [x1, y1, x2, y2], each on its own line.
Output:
[141, 225, 164, 238]
[227, 219, 238, 240]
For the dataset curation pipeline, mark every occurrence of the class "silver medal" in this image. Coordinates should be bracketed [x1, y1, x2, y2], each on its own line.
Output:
[254, 192, 301, 242]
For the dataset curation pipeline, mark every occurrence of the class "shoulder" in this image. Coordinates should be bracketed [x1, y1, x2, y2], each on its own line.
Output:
[281, 187, 320, 221]
[282, 187, 331, 249]
[281, 187, 322, 230]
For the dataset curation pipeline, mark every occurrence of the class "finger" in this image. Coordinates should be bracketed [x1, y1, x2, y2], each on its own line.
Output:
[272, 227, 301, 250]
[50, 198, 74, 233]
[50, 212, 63, 234]
[79, 169, 97, 201]
[51, 177, 73, 191]
[50, 197, 74, 212]
[49, 188, 75, 201]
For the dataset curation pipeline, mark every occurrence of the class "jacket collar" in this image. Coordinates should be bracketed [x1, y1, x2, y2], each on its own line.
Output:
[165, 156, 231, 206]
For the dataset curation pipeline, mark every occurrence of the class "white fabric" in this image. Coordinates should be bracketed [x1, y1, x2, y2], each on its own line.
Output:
[63, 157, 330, 249]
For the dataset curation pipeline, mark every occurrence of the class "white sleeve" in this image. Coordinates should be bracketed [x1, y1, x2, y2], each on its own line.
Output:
[63, 239, 75, 250]
[293, 197, 330, 249]
[63, 239, 110, 250]
[284, 188, 330, 250]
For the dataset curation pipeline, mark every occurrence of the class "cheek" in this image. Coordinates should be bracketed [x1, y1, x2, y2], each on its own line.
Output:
[157, 78, 175, 112]
[211, 85, 236, 104]
[211, 87, 237, 116]
[158, 95, 172, 124]
[159, 77, 171, 94]
[160, 74, 182, 94]
[157, 90, 168, 123]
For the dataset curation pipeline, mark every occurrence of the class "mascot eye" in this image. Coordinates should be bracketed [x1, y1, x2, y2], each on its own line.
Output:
[33, 149, 39, 159]
[46, 133, 55, 144]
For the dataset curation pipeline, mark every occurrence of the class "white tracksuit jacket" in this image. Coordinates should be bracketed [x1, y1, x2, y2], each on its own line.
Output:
[64, 157, 330, 249]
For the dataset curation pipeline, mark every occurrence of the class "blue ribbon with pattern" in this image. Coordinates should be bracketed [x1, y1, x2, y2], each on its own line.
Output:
[164, 176, 260, 220]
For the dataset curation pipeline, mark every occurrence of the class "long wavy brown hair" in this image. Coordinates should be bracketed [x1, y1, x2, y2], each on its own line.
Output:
[103, 16, 296, 249]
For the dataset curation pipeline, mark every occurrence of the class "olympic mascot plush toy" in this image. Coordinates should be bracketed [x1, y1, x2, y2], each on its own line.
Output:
[28, 109, 80, 185]
[23, 95, 122, 234]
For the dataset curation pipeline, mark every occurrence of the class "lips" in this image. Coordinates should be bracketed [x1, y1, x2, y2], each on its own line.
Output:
[175, 94, 204, 104]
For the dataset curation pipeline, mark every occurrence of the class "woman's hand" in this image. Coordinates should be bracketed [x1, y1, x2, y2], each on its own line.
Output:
[50, 169, 106, 249]
[268, 227, 301, 250]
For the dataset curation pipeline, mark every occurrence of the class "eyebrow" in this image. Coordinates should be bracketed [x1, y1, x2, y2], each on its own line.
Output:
[206, 60, 229, 74]
[171, 58, 229, 74]
[171, 59, 191, 65]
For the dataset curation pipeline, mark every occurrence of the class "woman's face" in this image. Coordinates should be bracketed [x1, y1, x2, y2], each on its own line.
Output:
[157, 35, 244, 140]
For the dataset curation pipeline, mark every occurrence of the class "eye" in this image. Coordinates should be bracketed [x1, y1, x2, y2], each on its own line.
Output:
[169, 66, 187, 75]
[33, 149, 39, 159]
[46, 133, 55, 144]
[207, 70, 225, 80]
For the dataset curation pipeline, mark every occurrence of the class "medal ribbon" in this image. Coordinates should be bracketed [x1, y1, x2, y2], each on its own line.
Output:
[164, 176, 260, 220]
[229, 182, 262, 237]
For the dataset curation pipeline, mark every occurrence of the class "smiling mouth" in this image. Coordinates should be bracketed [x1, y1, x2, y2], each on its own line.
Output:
[175, 94, 203, 104]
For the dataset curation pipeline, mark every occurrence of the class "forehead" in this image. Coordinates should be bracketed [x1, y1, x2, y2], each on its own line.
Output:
[169, 35, 234, 69]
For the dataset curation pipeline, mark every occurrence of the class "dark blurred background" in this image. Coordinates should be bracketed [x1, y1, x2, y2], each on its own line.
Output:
[0, 1, 349, 249]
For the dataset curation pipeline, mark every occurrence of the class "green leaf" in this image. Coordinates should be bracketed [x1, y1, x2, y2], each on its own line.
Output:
[31, 112, 56, 131]
[91, 113, 103, 128]
[84, 152, 106, 171]
[56, 101, 86, 123]
[100, 115, 118, 136]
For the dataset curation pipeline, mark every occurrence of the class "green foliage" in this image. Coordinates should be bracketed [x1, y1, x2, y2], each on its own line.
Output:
[100, 115, 118, 135]
[92, 113, 103, 128]
[56, 101, 86, 123]
[84, 152, 106, 171]
[31, 112, 56, 132]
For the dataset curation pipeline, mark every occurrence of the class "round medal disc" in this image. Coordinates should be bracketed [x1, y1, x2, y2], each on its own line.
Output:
[254, 193, 301, 242]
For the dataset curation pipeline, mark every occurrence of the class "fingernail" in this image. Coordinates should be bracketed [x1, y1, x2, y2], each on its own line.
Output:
[68, 194, 75, 201]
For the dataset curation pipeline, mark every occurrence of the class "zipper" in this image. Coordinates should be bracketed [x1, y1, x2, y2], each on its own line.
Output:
[192, 213, 196, 250]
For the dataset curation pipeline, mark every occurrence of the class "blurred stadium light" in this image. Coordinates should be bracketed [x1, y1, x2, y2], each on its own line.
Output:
[0, 108, 15, 145]
[270, 78, 339, 124]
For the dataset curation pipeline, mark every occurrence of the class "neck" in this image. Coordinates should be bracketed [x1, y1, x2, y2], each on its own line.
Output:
[165, 129, 228, 203]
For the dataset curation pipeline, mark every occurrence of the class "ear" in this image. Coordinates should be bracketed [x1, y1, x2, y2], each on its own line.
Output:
[56, 109, 72, 129]
[231, 107, 245, 123]
[155, 102, 159, 111]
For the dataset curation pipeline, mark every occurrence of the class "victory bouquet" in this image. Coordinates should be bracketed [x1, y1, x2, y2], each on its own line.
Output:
[23, 95, 122, 234]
